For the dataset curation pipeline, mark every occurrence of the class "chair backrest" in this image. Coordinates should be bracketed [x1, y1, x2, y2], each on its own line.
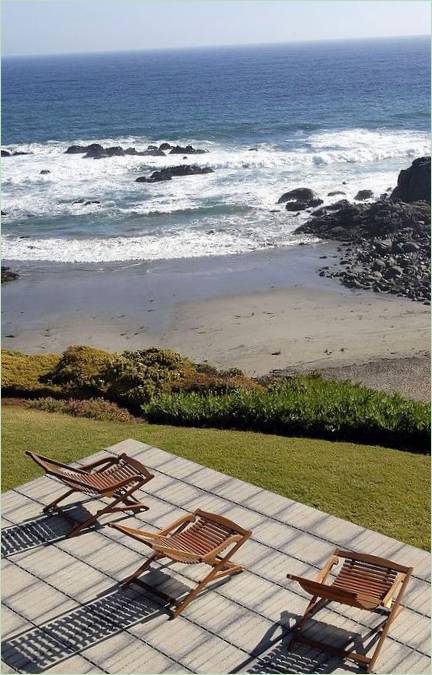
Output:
[193, 509, 252, 537]
[332, 549, 412, 602]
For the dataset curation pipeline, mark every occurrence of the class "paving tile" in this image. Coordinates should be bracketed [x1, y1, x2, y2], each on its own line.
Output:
[82, 631, 180, 673]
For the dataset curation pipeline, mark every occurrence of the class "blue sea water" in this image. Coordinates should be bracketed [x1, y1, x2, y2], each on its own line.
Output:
[2, 36, 430, 263]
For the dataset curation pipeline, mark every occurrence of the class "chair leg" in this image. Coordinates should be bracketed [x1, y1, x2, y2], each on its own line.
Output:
[67, 490, 130, 537]
[172, 559, 243, 618]
[43, 488, 76, 513]
[121, 552, 161, 587]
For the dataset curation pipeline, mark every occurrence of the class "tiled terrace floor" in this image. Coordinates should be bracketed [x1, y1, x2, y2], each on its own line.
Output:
[2, 439, 430, 674]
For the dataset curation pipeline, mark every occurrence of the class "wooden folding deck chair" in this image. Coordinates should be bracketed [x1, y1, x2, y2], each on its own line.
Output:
[110, 508, 251, 618]
[26, 451, 154, 537]
[287, 549, 412, 673]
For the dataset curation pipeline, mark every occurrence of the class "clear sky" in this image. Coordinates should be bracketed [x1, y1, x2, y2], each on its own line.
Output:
[2, 0, 430, 57]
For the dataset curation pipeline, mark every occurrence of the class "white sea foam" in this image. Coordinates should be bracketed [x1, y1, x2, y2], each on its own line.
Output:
[2, 128, 429, 262]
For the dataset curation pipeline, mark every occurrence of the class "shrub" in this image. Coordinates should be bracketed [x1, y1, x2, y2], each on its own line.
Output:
[27, 397, 135, 423]
[103, 347, 197, 410]
[143, 377, 431, 452]
[2, 350, 61, 397]
[3, 346, 256, 410]
[45, 345, 113, 396]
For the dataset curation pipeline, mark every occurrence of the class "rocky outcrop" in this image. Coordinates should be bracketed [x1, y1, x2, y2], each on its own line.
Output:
[391, 156, 431, 204]
[40, 169, 50, 175]
[159, 142, 173, 151]
[327, 190, 346, 196]
[136, 165, 214, 183]
[65, 143, 167, 158]
[1, 266, 19, 284]
[297, 198, 430, 303]
[277, 187, 323, 211]
[2, 149, 32, 156]
[169, 145, 208, 155]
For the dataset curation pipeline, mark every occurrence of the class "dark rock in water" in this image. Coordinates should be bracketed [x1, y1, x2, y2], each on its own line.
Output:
[1, 150, 11, 157]
[1, 266, 19, 284]
[169, 145, 208, 155]
[285, 200, 308, 212]
[355, 189, 374, 201]
[391, 156, 431, 204]
[248, 147, 258, 151]
[82, 144, 106, 158]
[136, 165, 214, 183]
[278, 187, 317, 204]
[105, 146, 125, 157]
[159, 142, 173, 151]
[65, 145, 88, 154]
[142, 147, 165, 156]
[12, 151, 32, 156]
[285, 197, 323, 212]
[1, 210, 7, 216]
[40, 169, 51, 175]
[327, 190, 346, 196]
[84, 200, 100, 206]
[72, 199, 85, 204]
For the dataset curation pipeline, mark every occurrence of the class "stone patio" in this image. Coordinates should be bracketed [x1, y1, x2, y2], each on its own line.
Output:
[2, 439, 430, 674]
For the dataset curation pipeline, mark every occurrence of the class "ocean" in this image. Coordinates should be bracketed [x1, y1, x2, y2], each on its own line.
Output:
[2, 36, 430, 265]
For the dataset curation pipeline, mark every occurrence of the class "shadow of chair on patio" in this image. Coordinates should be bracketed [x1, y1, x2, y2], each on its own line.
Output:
[1, 501, 134, 557]
[1, 585, 168, 673]
[233, 610, 369, 674]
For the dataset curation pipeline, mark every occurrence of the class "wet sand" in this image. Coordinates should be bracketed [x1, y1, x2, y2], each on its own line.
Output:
[2, 244, 430, 398]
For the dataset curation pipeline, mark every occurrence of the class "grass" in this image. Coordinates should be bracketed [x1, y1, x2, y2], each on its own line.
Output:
[2, 405, 430, 550]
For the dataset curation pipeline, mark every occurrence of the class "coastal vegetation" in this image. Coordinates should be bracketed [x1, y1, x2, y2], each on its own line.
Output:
[3, 345, 430, 452]
[3, 404, 429, 549]
[144, 378, 429, 452]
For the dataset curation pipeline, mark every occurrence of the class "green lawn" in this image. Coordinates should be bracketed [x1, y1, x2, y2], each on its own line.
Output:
[2, 405, 430, 549]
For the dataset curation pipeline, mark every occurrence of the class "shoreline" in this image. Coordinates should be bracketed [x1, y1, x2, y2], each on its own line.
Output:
[2, 243, 430, 400]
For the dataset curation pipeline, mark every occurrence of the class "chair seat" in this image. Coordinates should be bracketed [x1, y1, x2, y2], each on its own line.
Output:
[58, 461, 142, 495]
[153, 514, 236, 563]
[331, 556, 398, 603]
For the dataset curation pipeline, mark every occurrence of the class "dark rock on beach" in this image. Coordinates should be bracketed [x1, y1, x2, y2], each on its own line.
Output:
[1, 266, 19, 284]
[296, 196, 430, 303]
[390, 156, 431, 204]
[136, 164, 214, 183]
[355, 189, 374, 201]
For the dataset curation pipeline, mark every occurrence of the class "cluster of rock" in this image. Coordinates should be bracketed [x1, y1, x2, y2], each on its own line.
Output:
[136, 165, 214, 183]
[294, 157, 431, 304]
[276, 187, 376, 213]
[1, 149, 32, 157]
[64, 142, 207, 159]
[1, 266, 19, 284]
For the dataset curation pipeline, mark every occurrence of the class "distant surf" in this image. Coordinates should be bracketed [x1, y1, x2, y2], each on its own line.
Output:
[2, 38, 430, 264]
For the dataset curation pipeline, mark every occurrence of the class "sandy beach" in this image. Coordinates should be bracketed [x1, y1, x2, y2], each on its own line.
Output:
[2, 244, 430, 399]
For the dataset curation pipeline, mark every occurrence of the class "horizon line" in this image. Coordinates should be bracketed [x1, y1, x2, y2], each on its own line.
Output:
[2, 32, 429, 59]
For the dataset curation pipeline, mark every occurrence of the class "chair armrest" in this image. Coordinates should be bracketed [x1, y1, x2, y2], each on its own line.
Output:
[201, 533, 246, 563]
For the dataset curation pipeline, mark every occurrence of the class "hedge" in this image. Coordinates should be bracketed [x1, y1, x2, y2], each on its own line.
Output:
[143, 377, 431, 452]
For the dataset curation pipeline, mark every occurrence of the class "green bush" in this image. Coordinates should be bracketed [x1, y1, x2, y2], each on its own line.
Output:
[1, 350, 61, 397]
[143, 377, 431, 452]
[45, 345, 113, 397]
[26, 397, 135, 423]
[3, 346, 257, 410]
